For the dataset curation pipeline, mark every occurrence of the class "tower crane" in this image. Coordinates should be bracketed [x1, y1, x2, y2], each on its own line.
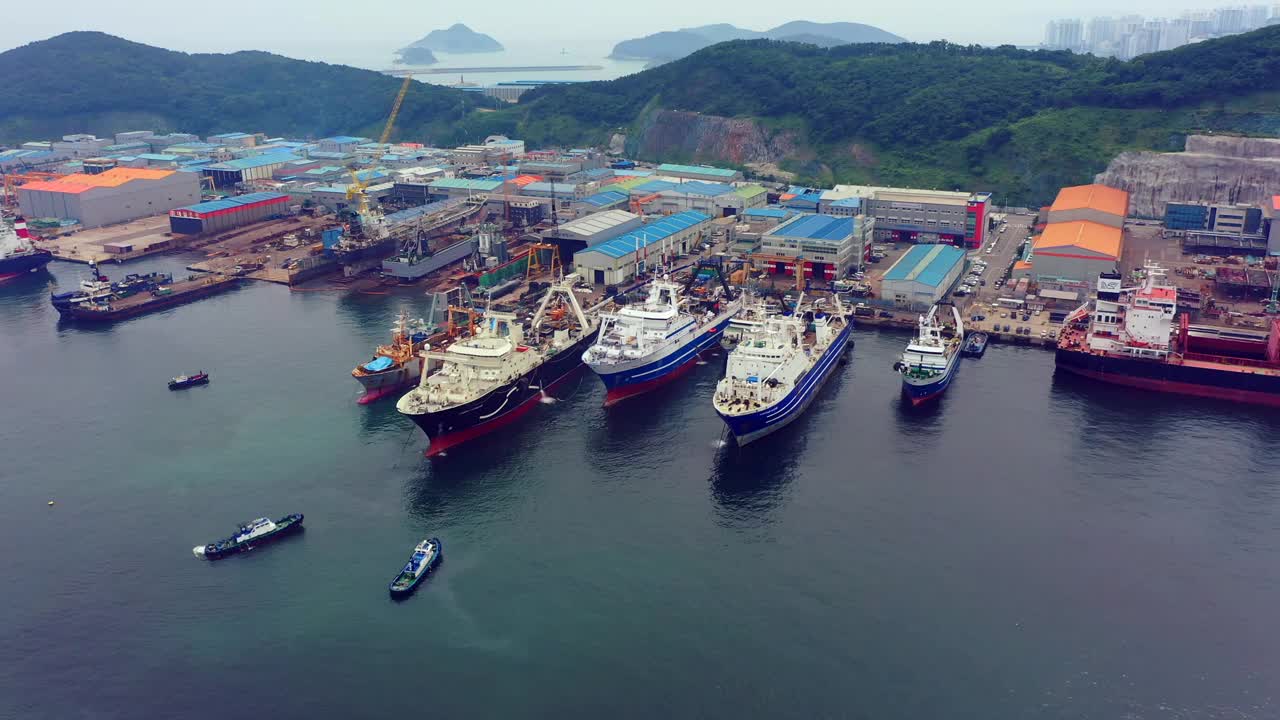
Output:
[347, 75, 415, 217]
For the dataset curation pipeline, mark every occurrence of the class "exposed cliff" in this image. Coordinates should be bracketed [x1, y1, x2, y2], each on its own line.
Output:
[1095, 135, 1280, 216]
[627, 110, 800, 167]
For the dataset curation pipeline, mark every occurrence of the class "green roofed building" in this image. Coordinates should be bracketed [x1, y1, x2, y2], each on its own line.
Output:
[655, 164, 742, 182]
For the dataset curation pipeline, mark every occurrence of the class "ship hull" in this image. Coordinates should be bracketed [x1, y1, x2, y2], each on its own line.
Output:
[716, 323, 852, 445]
[0, 250, 53, 281]
[901, 351, 960, 406]
[194, 515, 304, 561]
[1055, 348, 1280, 407]
[590, 313, 735, 407]
[404, 331, 598, 456]
[333, 238, 398, 266]
[353, 359, 424, 405]
[54, 278, 242, 323]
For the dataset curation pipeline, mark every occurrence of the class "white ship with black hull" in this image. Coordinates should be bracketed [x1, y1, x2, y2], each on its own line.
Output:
[397, 275, 601, 456]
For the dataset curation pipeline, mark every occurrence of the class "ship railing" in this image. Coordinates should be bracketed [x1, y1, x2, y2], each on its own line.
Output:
[1181, 351, 1278, 370]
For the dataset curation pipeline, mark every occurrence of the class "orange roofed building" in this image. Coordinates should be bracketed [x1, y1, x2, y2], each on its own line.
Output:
[17, 167, 201, 228]
[1015, 183, 1129, 301]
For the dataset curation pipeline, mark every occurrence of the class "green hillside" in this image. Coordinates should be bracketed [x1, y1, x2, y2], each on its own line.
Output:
[4, 29, 1279, 207]
[0, 32, 491, 146]
[492, 28, 1280, 205]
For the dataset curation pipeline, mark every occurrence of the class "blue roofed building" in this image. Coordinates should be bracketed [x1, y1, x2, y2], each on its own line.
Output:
[761, 213, 875, 281]
[572, 211, 713, 285]
[201, 153, 301, 187]
[880, 244, 966, 309]
[577, 190, 629, 215]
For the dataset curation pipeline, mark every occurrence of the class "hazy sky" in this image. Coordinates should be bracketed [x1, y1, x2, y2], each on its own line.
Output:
[0, 0, 1236, 61]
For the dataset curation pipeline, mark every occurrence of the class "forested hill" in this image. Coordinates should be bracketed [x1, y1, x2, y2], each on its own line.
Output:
[5, 29, 1280, 206]
[490, 28, 1280, 204]
[0, 32, 491, 145]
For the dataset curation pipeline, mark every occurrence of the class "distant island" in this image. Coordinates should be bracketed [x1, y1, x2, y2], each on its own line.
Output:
[610, 21, 905, 63]
[396, 24, 503, 65]
[395, 47, 438, 66]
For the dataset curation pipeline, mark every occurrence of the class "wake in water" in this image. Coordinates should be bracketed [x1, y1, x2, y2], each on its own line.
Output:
[539, 394, 557, 404]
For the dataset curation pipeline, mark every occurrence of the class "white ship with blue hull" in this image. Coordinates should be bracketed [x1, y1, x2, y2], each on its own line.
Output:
[895, 304, 964, 406]
[713, 295, 852, 445]
[584, 275, 741, 407]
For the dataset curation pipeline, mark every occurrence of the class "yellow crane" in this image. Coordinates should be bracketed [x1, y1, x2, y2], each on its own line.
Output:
[347, 75, 414, 215]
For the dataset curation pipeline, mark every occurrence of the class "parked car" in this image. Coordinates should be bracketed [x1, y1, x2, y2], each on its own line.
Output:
[1003, 324, 1012, 332]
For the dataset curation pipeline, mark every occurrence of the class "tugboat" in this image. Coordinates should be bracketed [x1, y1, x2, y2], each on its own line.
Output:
[713, 294, 852, 445]
[168, 371, 210, 390]
[962, 331, 989, 358]
[192, 514, 304, 560]
[388, 537, 442, 596]
[351, 310, 433, 404]
[894, 304, 964, 405]
[0, 217, 53, 282]
[397, 274, 601, 457]
[583, 266, 740, 406]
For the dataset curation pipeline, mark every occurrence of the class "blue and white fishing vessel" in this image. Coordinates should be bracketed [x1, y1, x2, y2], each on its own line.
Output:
[894, 304, 964, 405]
[712, 294, 852, 445]
[583, 273, 740, 406]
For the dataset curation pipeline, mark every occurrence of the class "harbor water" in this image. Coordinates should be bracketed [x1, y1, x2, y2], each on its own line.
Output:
[4, 256, 1280, 718]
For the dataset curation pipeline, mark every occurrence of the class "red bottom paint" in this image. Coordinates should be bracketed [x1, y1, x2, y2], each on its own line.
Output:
[1059, 365, 1280, 408]
[602, 353, 700, 408]
[0, 272, 22, 283]
[909, 391, 943, 407]
[356, 383, 409, 405]
[425, 365, 587, 457]
[425, 392, 543, 457]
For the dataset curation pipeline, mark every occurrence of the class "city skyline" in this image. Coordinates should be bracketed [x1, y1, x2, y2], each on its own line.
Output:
[1044, 3, 1279, 58]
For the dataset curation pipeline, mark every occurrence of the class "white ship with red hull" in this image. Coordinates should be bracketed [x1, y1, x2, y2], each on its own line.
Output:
[1056, 266, 1280, 407]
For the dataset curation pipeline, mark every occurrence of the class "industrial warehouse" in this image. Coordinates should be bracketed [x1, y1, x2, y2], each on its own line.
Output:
[17, 168, 200, 228]
[572, 211, 712, 285]
[168, 192, 291, 234]
[1015, 183, 1129, 299]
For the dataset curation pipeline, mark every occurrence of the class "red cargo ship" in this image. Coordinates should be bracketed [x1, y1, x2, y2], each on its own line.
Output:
[1056, 266, 1280, 407]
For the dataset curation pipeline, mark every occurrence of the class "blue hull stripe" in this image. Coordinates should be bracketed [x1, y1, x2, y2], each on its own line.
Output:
[717, 323, 852, 441]
[592, 315, 734, 390]
[901, 354, 959, 400]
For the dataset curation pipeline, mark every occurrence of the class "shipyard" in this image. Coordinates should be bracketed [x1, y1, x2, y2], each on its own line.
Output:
[7, 61, 1280, 427]
[7, 9, 1280, 720]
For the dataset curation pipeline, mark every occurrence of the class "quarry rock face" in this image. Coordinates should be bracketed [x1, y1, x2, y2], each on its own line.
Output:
[629, 110, 797, 167]
[1096, 135, 1280, 217]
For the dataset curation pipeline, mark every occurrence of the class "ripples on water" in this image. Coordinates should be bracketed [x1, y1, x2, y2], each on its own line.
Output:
[4, 263, 1280, 719]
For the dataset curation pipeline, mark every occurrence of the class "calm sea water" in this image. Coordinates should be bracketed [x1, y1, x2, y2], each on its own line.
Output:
[4, 254, 1280, 719]
[316, 40, 649, 86]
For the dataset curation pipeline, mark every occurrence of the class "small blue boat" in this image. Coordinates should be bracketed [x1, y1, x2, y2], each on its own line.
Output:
[389, 537, 441, 596]
[962, 332, 989, 358]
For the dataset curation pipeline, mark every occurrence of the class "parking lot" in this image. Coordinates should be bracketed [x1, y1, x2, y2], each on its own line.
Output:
[956, 212, 1059, 343]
